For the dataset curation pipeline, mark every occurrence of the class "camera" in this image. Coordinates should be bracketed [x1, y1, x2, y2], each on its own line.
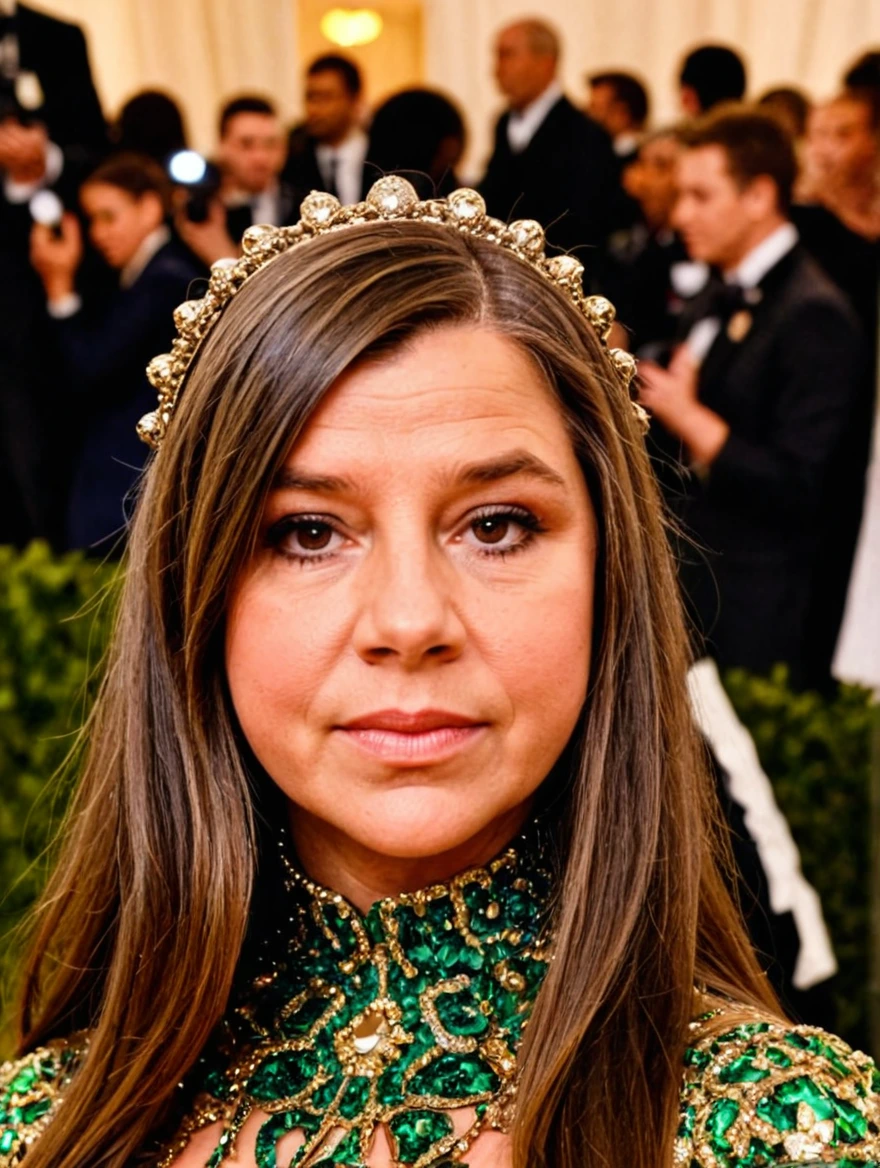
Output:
[167, 150, 221, 223]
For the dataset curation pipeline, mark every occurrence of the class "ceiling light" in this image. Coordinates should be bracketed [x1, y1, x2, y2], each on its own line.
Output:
[320, 7, 383, 48]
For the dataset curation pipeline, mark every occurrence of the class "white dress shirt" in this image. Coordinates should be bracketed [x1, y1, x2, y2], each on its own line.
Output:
[686, 222, 799, 364]
[506, 80, 563, 154]
[315, 128, 368, 206]
[613, 131, 640, 158]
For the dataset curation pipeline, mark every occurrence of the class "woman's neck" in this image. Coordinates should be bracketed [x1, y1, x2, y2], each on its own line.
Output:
[287, 801, 534, 912]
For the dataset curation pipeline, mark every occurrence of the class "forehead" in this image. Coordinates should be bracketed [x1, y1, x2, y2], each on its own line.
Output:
[81, 182, 135, 211]
[643, 136, 679, 165]
[497, 26, 531, 53]
[829, 100, 873, 130]
[225, 112, 279, 140]
[288, 326, 572, 468]
[679, 144, 733, 184]
[307, 70, 351, 97]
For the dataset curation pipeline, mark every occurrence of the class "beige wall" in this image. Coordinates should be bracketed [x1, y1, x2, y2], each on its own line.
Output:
[35, 0, 301, 153]
[298, 0, 423, 114]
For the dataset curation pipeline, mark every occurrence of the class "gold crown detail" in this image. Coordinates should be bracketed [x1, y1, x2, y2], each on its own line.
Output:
[138, 176, 645, 450]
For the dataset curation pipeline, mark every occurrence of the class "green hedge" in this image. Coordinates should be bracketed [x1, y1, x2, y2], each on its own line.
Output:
[0, 545, 875, 1054]
[722, 667, 876, 1048]
[0, 542, 118, 1041]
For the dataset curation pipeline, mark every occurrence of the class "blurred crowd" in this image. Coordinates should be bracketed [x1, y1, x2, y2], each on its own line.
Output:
[2, 9, 880, 696]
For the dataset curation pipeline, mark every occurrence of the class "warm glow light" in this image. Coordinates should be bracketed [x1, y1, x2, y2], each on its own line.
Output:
[320, 7, 383, 47]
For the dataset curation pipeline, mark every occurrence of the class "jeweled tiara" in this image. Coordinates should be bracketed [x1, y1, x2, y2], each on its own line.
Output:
[138, 176, 644, 450]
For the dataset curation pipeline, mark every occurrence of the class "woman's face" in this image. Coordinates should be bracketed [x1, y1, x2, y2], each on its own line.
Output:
[226, 325, 596, 881]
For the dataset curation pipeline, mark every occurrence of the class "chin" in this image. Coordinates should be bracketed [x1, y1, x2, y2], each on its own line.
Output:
[323, 787, 524, 863]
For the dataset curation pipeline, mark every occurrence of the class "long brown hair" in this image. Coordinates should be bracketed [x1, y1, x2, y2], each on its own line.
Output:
[18, 221, 777, 1167]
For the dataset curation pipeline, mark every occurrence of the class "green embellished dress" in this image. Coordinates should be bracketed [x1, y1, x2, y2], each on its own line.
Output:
[3, 837, 880, 1167]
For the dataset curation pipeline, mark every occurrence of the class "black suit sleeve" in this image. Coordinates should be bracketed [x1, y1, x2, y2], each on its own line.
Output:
[51, 270, 184, 396]
[54, 25, 106, 155]
[559, 121, 621, 249]
[477, 116, 509, 218]
[707, 298, 862, 521]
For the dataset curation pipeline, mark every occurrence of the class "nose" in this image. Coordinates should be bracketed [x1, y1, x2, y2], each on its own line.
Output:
[352, 533, 466, 669]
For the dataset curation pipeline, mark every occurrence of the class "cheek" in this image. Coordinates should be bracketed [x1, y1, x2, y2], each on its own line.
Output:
[225, 582, 344, 746]
[472, 557, 594, 739]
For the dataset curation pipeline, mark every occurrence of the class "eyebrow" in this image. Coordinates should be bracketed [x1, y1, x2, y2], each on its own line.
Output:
[456, 450, 567, 488]
[271, 448, 567, 494]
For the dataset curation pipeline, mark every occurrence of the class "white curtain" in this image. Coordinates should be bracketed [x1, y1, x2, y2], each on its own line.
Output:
[36, 0, 300, 153]
[32, 0, 880, 166]
[423, 0, 880, 178]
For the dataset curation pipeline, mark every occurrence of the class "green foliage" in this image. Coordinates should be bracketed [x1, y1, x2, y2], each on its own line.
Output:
[0, 542, 118, 1037]
[0, 546, 875, 1055]
[723, 664, 876, 1048]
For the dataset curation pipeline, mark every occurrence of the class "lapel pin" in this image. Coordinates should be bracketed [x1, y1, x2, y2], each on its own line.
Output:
[727, 309, 753, 342]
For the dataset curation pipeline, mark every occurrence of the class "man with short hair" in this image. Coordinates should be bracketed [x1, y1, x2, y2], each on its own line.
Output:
[284, 54, 367, 207]
[587, 70, 649, 166]
[178, 94, 297, 267]
[679, 44, 747, 116]
[802, 91, 880, 239]
[479, 18, 622, 266]
[639, 107, 862, 686]
[607, 128, 694, 351]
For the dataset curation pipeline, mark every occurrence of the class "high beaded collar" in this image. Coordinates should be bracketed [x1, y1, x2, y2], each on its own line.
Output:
[160, 829, 554, 1167]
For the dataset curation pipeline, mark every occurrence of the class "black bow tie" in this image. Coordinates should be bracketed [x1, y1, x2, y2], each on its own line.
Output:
[705, 280, 749, 321]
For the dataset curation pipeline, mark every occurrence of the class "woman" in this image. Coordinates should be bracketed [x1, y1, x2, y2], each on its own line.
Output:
[29, 152, 201, 551]
[3, 178, 878, 1167]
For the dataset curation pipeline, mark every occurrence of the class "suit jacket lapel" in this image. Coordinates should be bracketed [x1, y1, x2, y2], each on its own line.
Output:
[696, 245, 802, 392]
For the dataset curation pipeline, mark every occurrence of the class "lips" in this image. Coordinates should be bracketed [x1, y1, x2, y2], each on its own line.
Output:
[341, 709, 483, 733]
[335, 709, 488, 765]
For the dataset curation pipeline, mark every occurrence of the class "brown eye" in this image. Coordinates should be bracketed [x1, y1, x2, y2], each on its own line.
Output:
[472, 516, 510, 545]
[294, 521, 333, 551]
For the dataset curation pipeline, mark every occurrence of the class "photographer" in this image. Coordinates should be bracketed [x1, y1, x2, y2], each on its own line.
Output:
[0, 3, 106, 546]
[176, 95, 296, 269]
[30, 153, 199, 552]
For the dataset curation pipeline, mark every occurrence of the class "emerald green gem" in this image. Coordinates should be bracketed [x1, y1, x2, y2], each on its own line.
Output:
[408, 1053, 498, 1099]
[0, 1130, 16, 1154]
[20, 1099, 51, 1125]
[9, 1067, 37, 1094]
[282, 994, 332, 1037]
[248, 1050, 319, 1101]
[718, 1053, 770, 1084]
[389, 1108, 453, 1162]
[338, 1076, 370, 1120]
[434, 988, 490, 1038]
[705, 1096, 739, 1144]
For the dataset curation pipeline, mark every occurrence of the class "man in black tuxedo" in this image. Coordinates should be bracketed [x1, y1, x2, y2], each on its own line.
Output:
[177, 96, 298, 270]
[0, 2, 106, 545]
[640, 107, 862, 687]
[283, 55, 368, 208]
[479, 19, 623, 272]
